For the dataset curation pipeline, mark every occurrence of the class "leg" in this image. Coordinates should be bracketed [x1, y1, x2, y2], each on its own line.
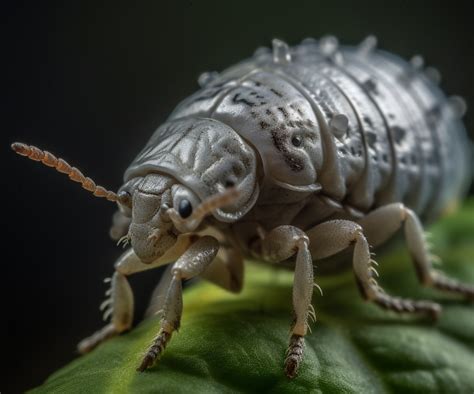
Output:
[145, 246, 243, 319]
[201, 246, 244, 293]
[306, 220, 441, 318]
[254, 226, 314, 378]
[358, 203, 474, 299]
[145, 265, 174, 318]
[77, 248, 171, 353]
[137, 236, 219, 372]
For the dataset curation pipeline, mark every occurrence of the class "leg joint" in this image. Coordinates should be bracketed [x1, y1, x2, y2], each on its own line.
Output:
[295, 234, 310, 249]
[399, 203, 412, 221]
[352, 226, 365, 242]
[170, 269, 182, 281]
[115, 265, 129, 276]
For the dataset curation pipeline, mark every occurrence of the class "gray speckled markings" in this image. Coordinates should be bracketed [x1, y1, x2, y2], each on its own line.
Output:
[172, 36, 472, 224]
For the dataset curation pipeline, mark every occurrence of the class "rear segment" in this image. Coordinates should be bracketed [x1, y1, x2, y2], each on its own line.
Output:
[250, 38, 473, 220]
[279, 37, 472, 220]
[342, 44, 472, 220]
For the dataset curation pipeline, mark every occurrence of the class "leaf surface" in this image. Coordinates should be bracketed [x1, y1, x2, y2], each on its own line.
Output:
[32, 200, 474, 393]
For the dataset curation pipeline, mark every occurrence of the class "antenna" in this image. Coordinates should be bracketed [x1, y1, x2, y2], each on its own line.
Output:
[11, 142, 119, 202]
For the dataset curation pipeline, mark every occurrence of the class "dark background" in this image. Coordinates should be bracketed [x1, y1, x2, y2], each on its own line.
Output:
[2, 1, 474, 392]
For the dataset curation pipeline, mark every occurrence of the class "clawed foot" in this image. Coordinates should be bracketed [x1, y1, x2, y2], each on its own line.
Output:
[285, 334, 305, 379]
[137, 330, 172, 372]
[373, 292, 442, 320]
[432, 272, 474, 301]
[77, 324, 118, 354]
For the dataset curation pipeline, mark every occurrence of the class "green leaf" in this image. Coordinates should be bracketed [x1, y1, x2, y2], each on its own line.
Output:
[32, 200, 474, 394]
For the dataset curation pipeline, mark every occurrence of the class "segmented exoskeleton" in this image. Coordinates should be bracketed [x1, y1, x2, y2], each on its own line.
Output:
[12, 36, 473, 378]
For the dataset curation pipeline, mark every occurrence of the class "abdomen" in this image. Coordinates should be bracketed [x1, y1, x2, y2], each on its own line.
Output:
[171, 37, 473, 223]
[285, 38, 472, 221]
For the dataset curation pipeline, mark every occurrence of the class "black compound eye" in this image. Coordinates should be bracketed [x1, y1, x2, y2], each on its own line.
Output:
[224, 179, 235, 188]
[291, 135, 302, 147]
[118, 191, 132, 208]
[178, 199, 193, 219]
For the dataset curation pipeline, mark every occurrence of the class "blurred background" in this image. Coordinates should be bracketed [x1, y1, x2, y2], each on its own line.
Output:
[2, 0, 474, 392]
